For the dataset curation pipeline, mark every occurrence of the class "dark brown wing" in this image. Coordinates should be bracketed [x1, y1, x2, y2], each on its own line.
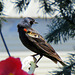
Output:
[25, 28, 63, 63]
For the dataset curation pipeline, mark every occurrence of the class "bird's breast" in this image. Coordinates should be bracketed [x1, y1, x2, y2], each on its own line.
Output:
[18, 31, 40, 53]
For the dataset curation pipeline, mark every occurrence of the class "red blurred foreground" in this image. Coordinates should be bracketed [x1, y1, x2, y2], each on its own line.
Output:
[0, 57, 34, 75]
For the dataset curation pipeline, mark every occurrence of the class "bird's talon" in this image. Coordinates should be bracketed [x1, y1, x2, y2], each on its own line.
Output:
[30, 63, 31, 65]
[28, 67, 30, 70]
[36, 65, 38, 68]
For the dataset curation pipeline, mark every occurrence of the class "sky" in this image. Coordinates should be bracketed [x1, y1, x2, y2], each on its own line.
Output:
[3, 0, 57, 18]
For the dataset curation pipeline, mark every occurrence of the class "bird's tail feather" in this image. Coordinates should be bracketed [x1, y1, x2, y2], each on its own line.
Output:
[45, 55, 67, 66]
[50, 57, 67, 66]
[59, 61, 67, 66]
[50, 57, 58, 64]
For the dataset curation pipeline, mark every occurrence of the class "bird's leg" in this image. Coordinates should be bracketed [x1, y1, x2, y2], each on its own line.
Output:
[31, 54, 43, 68]
[36, 55, 43, 63]
[31, 54, 39, 63]
[32, 53, 39, 57]
[32, 54, 43, 63]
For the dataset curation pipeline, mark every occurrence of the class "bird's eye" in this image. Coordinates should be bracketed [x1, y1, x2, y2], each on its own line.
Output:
[27, 31, 30, 33]
[30, 21, 33, 25]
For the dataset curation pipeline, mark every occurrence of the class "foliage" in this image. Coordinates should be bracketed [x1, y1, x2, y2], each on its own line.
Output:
[15, 0, 31, 13]
[45, 17, 75, 44]
[0, 1, 7, 29]
[44, 0, 75, 43]
[0, 1, 3, 30]
[0, 1, 3, 14]
[39, 0, 55, 15]
[49, 53, 75, 75]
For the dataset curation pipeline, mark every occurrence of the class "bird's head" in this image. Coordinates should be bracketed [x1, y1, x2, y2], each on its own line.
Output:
[17, 17, 38, 28]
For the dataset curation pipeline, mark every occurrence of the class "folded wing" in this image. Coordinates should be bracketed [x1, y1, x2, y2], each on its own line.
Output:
[25, 28, 63, 63]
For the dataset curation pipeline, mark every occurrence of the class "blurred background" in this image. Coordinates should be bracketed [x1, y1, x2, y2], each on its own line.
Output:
[0, 0, 75, 75]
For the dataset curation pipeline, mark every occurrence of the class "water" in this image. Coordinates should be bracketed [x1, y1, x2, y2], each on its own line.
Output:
[0, 18, 75, 52]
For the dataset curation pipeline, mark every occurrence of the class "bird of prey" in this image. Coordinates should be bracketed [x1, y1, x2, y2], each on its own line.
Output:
[17, 17, 66, 66]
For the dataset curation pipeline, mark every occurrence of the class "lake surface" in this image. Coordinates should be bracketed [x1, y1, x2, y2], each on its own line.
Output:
[0, 18, 75, 52]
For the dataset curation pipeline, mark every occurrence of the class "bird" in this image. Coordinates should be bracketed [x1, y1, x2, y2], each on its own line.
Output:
[17, 17, 66, 66]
